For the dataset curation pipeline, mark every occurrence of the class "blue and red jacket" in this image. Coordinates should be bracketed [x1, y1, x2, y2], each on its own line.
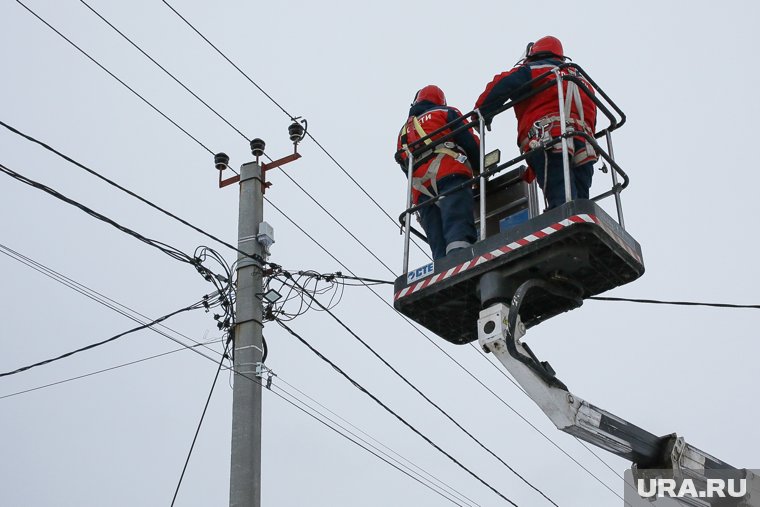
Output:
[396, 101, 480, 204]
[475, 58, 597, 157]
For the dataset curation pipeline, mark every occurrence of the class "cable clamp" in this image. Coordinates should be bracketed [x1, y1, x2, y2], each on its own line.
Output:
[254, 362, 275, 389]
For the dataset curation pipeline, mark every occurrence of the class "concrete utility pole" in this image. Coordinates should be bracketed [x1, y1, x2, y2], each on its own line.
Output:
[220, 125, 303, 507]
[229, 161, 264, 507]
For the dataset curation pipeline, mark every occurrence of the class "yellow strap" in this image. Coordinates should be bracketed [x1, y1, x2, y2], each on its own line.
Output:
[401, 116, 461, 159]
[411, 117, 433, 146]
[412, 116, 462, 159]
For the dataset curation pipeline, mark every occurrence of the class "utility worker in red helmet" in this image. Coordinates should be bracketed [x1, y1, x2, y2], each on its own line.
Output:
[396, 85, 481, 260]
[475, 36, 598, 209]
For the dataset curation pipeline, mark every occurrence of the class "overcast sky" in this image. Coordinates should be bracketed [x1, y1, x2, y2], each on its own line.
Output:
[1, 1, 758, 506]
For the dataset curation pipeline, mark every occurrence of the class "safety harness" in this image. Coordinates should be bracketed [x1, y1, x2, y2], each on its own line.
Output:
[400, 115, 470, 199]
[520, 67, 597, 167]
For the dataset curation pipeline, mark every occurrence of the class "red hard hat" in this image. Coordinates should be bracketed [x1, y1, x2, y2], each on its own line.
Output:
[527, 36, 565, 59]
[413, 85, 446, 106]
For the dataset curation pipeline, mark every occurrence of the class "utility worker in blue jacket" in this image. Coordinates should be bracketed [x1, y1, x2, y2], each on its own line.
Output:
[396, 85, 481, 260]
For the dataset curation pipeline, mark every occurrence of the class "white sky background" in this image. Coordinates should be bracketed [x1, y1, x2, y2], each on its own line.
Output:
[1, 1, 758, 506]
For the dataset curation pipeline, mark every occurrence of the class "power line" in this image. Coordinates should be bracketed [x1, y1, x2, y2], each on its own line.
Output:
[13, 1, 405, 286]
[0, 162, 237, 318]
[470, 344, 627, 502]
[171, 340, 230, 507]
[159, 0, 432, 261]
[70, 0, 402, 277]
[0, 245, 474, 505]
[0, 341, 218, 401]
[160, 1, 294, 120]
[265, 201, 625, 502]
[77, 0, 247, 141]
[273, 377, 480, 507]
[277, 274, 558, 506]
[0, 120, 266, 270]
[0, 298, 211, 379]
[275, 319, 521, 507]
[0, 242, 229, 366]
[14, 0, 214, 154]
[589, 296, 760, 309]
[268, 373, 471, 506]
[0, 162, 197, 265]
[272, 382, 476, 507]
[0, 161, 236, 325]
[277, 165, 396, 276]
[13, 3, 622, 499]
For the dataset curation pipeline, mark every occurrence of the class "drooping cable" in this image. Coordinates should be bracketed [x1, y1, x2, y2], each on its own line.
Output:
[0, 341, 218, 401]
[0, 242, 229, 365]
[171, 339, 230, 506]
[0, 162, 237, 305]
[0, 162, 196, 265]
[276, 319, 521, 507]
[0, 298, 212, 378]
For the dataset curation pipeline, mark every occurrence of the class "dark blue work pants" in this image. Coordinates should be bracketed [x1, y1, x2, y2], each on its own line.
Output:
[526, 138, 594, 209]
[417, 174, 476, 260]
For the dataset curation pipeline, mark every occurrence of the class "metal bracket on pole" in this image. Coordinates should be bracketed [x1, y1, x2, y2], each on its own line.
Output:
[254, 362, 275, 389]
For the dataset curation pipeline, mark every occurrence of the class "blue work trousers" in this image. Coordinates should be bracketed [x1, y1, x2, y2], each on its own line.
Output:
[526, 138, 594, 209]
[417, 174, 476, 260]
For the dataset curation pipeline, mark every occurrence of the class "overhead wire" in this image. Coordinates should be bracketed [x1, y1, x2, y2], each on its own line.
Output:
[0, 119, 266, 270]
[171, 339, 230, 507]
[275, 273, 558, 506]
[265, 200, 629, 502]
[10, 5, 613, 499]
[16, 5, 755, 503]
[274, 376, 480, 507]
[0, 247, 471, 505]
[77, 0, 247, 141]
[0, 162, 237, 311]
[267, 373, 472, 506]
[14, 0, 213, 155]
[0, 340, 218, 401]
[159, 0, 432, 261]
[271, 382, 476, 507]
[470, 344, 629, 502]
[0, 162, 195, 265]
[588, 296, 760, 309]
[0, 242, 229, 366]
[276, 318, 521, 507]
[0, 297, 216, 379]
[63, 0, 399, 277]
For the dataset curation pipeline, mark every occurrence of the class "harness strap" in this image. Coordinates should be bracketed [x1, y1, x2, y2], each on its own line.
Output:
[412, 153, 445, 199]
[402, 115, 471, 199]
